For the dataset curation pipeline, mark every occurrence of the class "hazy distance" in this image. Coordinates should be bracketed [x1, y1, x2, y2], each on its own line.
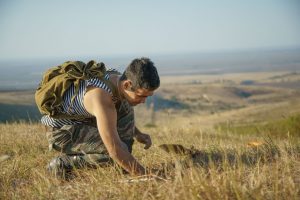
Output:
[0, 47, 299, 90]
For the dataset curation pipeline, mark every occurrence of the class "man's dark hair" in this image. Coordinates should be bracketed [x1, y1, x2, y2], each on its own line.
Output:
[120, 57, 160, 91]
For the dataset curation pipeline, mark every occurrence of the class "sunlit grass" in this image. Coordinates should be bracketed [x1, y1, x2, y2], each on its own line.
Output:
[1, 121, 299, 200]
[216, 113, 300, 138]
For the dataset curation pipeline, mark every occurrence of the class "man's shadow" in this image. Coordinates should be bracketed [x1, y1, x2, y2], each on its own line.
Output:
[156, 138, 286, 175]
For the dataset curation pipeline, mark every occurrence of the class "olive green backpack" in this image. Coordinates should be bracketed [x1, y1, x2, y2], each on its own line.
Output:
[35, 60, 118, 119]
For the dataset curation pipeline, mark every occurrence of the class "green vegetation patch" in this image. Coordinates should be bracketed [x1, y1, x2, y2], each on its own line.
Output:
[215, 114, 300, 138]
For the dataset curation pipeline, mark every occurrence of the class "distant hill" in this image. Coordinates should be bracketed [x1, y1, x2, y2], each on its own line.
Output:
[0, 70, 300, 123]
[0, 103, 40, 122]
[0, 48, 299, 90]
[0, 90, 40, 122]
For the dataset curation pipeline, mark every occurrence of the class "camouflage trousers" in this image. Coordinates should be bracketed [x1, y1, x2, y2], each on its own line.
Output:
[46, 122, 134, 168]
[45, 99, 135, 172]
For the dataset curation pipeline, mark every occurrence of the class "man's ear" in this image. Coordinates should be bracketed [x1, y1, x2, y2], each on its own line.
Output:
[123, 80, 132, 90]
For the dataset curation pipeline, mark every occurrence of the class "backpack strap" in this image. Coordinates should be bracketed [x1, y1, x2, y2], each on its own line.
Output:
[100, 70, 121, 99]
[69, 60, 107, 108]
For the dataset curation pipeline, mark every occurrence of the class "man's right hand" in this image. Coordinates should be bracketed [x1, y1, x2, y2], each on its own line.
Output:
[135, 131, 152, 149]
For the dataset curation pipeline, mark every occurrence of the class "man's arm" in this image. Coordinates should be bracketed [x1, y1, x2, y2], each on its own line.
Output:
[84, 87, 146, 175]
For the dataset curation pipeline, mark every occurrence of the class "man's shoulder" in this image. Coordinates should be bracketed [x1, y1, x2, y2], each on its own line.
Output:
[84, 86, 116, 115]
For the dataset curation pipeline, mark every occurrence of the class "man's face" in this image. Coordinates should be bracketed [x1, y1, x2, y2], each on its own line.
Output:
[123, 87, 154, 106]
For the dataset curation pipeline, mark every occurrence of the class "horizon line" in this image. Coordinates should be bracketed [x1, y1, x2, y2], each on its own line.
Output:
[0, 45, 300, 62]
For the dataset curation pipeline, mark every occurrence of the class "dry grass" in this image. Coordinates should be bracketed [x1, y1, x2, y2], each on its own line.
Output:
[0, 121, 299, 200]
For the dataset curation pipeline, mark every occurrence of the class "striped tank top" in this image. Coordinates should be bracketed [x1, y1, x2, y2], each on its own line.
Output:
[41, 68, 120, 128]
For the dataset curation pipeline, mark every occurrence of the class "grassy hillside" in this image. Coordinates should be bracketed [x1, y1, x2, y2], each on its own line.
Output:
[1, 71, 300, 199]
[0, 121, 299, 199]
[216, 113, 300, 138]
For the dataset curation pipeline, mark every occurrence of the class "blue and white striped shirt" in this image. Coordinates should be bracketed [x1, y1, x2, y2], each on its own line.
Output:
[41, 69, 119, 128]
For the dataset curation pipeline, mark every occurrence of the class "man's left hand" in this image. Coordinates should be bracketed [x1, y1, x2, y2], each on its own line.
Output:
[135, 132, 152, 149]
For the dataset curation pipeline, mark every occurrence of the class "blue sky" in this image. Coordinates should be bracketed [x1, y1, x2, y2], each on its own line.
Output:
[0, 0, 299, 60]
